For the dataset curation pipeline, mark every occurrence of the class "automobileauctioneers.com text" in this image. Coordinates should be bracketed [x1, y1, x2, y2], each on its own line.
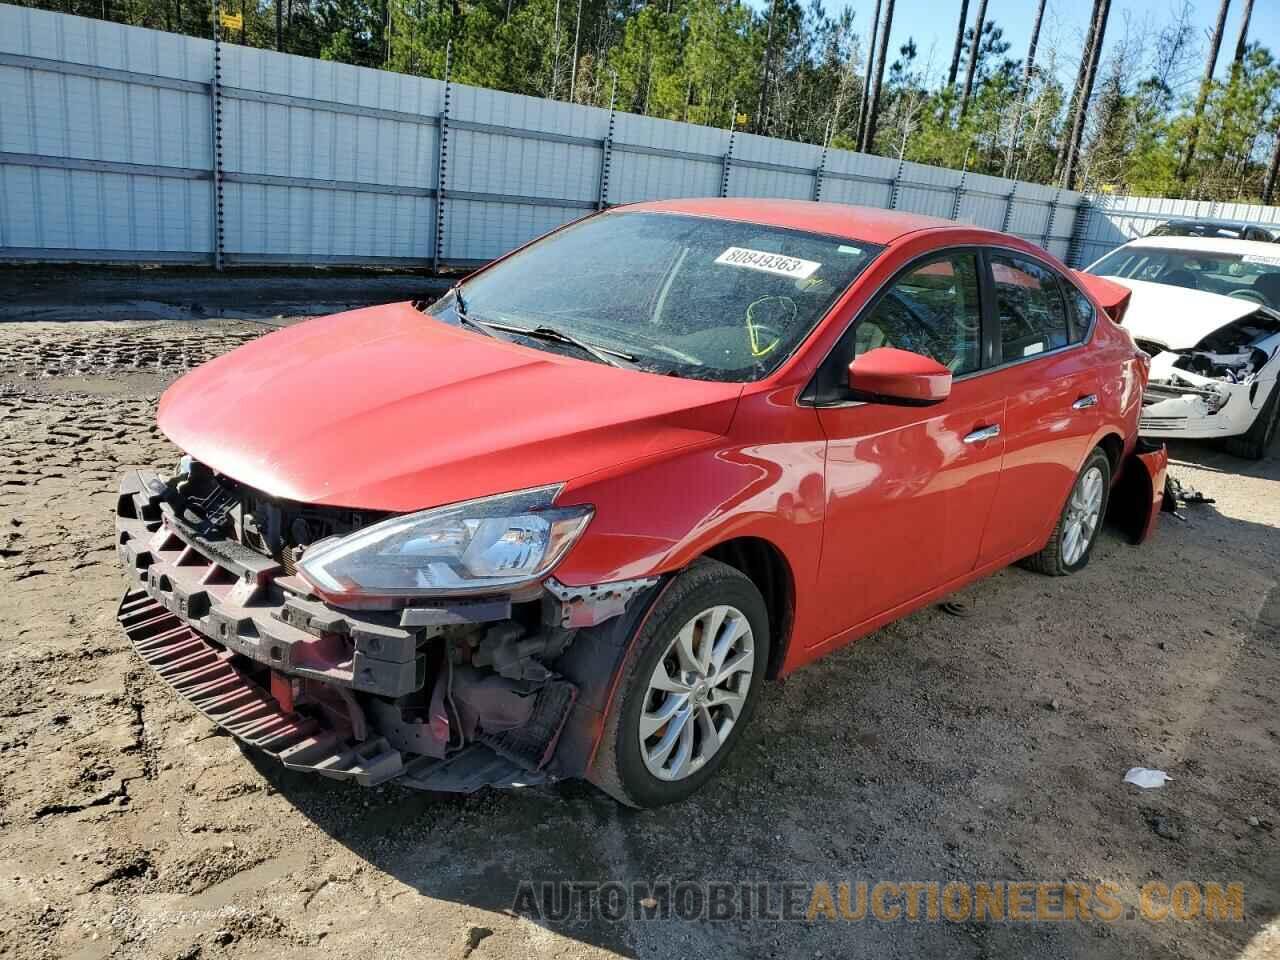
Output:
[511, 880, 1245, 924]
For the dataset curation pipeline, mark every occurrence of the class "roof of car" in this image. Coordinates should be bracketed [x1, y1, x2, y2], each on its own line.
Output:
[621, 198, 957, 245]
[1111, 235, 1280, 256]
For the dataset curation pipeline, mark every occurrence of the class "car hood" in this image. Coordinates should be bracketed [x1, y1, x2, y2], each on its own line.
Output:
[158, 302, 743, 512]
[1102, 277, 1259, 350]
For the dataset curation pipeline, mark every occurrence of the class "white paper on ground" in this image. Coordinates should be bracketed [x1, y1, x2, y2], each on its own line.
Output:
[1124, 767, 1171, 789]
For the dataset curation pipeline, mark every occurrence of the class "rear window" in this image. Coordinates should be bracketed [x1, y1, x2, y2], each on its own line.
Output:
[1064, 286, 1095, 343]
[1089, 245, 1280, 310]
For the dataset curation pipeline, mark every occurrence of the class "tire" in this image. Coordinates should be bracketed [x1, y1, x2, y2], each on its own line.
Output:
[1224, 381, 1280, 461]
[589, 558, 770, 808]
[1022, 447, 1112, 577]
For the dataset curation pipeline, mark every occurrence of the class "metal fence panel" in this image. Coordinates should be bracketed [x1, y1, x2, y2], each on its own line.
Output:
[0, 4, 213, 259]
[5, 4, 1280, 272]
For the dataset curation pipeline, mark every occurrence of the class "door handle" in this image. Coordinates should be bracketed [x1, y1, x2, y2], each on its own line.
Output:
[963, 425, 1000, 444]
[1072, 394, 1099, 410]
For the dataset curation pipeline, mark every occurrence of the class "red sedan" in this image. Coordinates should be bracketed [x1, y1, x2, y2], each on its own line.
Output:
[114, 199, 1166, 807]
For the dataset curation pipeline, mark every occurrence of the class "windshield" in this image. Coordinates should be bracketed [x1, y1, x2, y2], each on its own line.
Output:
[1148, 222, 1255, 240]
[1088, 245, 1280, 310]
[426, 211, 881, 382]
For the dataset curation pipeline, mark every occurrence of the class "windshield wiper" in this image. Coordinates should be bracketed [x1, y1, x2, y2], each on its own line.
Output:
[448, 284, 506, 340]
[478, 321, 637, 369]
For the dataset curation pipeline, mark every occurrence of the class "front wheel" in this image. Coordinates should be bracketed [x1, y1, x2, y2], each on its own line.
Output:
[1224, 381, 1280, 460]
[589, 559, 769, 808]
[1022, 447, 1112, 576]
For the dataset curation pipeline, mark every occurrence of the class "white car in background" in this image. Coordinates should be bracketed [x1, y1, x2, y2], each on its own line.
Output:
[1086, 236, 1280, 460]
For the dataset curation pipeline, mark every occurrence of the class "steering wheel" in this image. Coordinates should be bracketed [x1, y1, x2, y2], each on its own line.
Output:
[1228, 288, 1267, 305]
[745, 296, 796, 359]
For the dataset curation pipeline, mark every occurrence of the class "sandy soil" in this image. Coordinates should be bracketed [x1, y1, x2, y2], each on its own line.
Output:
[0, 320, 1277, 960]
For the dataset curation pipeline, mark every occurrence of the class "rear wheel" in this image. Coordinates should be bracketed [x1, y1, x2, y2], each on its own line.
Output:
[589, 559, 769, 808]
[1023, 447, 1111, 576]
[1224, 382, 1280, 461]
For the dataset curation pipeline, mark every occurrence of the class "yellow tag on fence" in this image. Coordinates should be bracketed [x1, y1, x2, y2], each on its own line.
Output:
[219, 11, 243, 29]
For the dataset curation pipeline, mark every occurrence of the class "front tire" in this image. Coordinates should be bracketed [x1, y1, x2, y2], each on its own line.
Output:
[1224, 381, 1280, 460]
[589, 559, 769, 808]
[1023, 447, 1111, 577]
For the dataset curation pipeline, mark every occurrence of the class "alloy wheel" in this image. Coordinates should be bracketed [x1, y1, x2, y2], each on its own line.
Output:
[1062, 465, 1104, 565]
[638, 605, 755, 781]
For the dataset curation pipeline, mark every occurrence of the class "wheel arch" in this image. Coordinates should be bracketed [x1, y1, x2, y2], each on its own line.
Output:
[1096, 431, 1125, 479]
[700, 535, 796, 680]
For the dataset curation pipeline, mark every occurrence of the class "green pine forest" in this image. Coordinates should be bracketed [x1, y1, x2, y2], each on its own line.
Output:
[19, 0, 1280, 204]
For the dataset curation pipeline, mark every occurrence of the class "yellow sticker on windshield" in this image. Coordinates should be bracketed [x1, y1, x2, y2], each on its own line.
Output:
[715, 247, 821, 280]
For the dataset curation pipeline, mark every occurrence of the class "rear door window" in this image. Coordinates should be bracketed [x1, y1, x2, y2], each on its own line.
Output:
[991, 254, 1070, 361]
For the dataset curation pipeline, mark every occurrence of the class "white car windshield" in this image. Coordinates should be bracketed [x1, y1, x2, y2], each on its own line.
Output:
[427, 211, 881, 382]
[1089, 245, 1280, 310]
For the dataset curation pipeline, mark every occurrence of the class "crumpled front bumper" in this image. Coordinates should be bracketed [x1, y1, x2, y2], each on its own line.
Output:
[113, 469, 553, 792]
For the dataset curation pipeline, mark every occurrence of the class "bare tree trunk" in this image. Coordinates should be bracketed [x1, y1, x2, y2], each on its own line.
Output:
[756, 0, 779, 134]
[1062, 0, 1110, 190]
[946, 0, 969, 86]
[854, 0, 882, 147]
[1025, 0, 1045, 83]
[550, 0, 562, 99]
[1263, 129, 1280, 204]
[958, 0, 988, 120]
[570, 0, 583, 103]
[1232, 0, 1253, 64]
[1001, 0, 1046, 176]
[275, 0, 282, 50]
[1055, 0, 1102, 184]
[1178, 0, 1231, 182]
[860, 0, 895, 153]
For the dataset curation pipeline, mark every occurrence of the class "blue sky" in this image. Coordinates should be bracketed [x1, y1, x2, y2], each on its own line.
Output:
[746, 0, 1280, 92]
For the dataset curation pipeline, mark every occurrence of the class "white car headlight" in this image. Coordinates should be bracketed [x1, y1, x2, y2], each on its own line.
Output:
[297, 485, 592, 599]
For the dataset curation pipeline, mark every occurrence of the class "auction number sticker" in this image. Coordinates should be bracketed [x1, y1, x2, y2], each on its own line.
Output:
[1242, 254, 1280, 267]
[715, 247, 821, 279]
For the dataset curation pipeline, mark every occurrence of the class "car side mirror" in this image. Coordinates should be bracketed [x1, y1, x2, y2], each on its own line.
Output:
[847, 347, 952, 406]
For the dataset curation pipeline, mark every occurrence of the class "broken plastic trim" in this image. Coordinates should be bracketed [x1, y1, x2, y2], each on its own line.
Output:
[544, 576, 662, 628]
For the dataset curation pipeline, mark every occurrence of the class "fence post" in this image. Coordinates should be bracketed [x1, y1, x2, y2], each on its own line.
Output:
[888, 158, 905, 210]
[1041, 188, 1061, 250]
[720, 124, 735, 199]
[432, 42, 452, 274]
[597, 74, 617, 210]
[950, 171, 966, 221]
[813, 118, 829, 202]
[1065, 197, 1093, 268]
[1001, 184, 1017, 233]
[210, 0, 225, 271]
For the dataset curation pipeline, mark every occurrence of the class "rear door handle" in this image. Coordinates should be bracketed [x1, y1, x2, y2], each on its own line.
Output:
[963, 425, 1001, 444]
[1072, 394, 1098, 410]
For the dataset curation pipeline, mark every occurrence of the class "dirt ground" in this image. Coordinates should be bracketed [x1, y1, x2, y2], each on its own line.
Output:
[0, 319, 1277, 960]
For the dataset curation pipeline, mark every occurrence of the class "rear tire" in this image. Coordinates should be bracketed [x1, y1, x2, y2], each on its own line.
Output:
[1022, 447, 1112, 577]
[589, 559, 769, 808]
[1224, 382, 1280, 461]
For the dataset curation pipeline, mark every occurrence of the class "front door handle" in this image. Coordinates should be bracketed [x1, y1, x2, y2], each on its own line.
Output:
[963, 425, 1001, 444]
[1072, 394, 1099, 410]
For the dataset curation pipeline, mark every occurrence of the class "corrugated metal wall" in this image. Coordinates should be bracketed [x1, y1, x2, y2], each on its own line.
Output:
[4, 3, 1279, 272]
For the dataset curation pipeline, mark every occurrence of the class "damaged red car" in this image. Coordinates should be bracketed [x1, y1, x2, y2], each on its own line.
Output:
[115, 199, 1166, 808]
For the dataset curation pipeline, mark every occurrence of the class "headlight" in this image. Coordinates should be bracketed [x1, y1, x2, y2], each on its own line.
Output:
[296, 484, 592, 599]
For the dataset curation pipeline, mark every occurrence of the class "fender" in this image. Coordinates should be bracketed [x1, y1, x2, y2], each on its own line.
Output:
[555, 385, 828, 659]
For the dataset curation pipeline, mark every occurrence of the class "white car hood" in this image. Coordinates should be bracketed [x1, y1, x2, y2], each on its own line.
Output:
[1100, 277, 1258, 350]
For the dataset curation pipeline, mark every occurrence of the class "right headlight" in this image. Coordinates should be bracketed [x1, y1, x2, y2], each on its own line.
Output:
[297, 484, 592, 600]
